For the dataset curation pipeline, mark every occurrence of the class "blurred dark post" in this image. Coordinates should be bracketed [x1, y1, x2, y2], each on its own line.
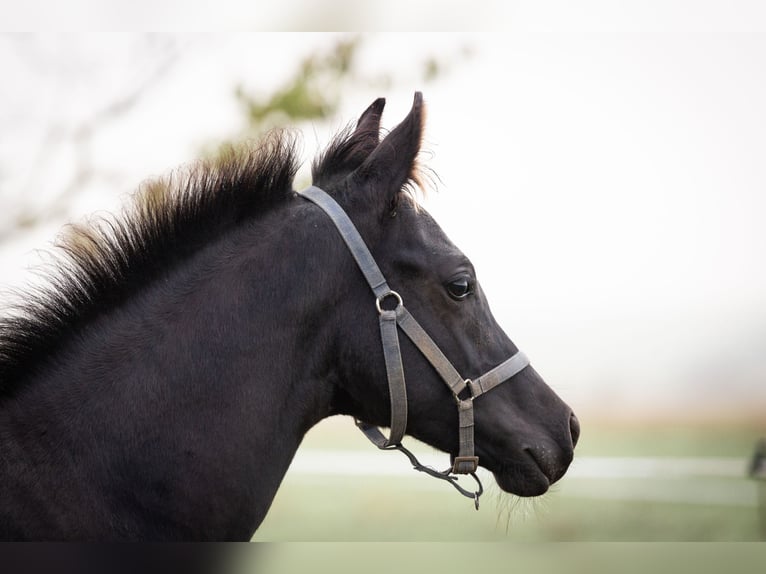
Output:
[749, 438, 766, 540]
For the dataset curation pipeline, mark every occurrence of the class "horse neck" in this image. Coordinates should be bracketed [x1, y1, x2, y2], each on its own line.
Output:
[1, 207, 340, 539]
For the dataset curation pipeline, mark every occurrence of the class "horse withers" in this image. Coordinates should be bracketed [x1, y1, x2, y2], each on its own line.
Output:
[0, 93, 578, 540]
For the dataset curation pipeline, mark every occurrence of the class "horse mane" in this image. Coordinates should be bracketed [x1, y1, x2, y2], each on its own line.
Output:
[0, 130, 301, 389]
[0, 118, 428, 392]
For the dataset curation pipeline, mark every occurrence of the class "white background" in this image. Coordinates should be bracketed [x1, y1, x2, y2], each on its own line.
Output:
[1, 10, 764, 421]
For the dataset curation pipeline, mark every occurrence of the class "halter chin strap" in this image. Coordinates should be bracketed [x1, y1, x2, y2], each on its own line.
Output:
[299, 185, 530, 509]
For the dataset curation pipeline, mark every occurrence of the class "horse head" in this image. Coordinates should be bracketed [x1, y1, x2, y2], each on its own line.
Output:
[310, 93, 579, 498]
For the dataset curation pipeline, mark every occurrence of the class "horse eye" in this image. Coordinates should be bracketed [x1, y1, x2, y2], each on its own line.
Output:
[446, 276, 473, 300]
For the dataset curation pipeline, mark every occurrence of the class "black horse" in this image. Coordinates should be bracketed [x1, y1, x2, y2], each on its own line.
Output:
[0, 93, 578, 540]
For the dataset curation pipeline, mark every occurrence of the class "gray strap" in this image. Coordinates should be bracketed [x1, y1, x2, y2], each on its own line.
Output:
[394, 306, 467, 397]
[469, 352, 530, 398]
[457, 400, 474, 453]
[299, 186, 390, 298]
[355, 420, 392, 449]
[379, 310, 408, 446]
[453, 400, 479, 474]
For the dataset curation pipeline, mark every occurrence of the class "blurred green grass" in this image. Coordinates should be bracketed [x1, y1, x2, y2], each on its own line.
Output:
[253, 417, 766, 541]
[249, 543, 766, 574]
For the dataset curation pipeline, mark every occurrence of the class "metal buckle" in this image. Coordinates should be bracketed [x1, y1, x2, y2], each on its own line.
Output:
[452, 455, 479, 474]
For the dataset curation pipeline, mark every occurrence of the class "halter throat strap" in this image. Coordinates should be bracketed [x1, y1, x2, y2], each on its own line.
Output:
[298, 185, 530, 507]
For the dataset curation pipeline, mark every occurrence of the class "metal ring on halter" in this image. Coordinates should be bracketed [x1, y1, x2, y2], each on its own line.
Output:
[375, 290, 403, 315]
[456, 379, 474, 404]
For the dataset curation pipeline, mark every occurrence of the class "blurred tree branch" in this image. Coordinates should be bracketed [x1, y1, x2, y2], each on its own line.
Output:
[0, 35, 472, 244]
[224, 36, 470, 141]
[235, 37, 359, 130]
[0, 35, 181, 243]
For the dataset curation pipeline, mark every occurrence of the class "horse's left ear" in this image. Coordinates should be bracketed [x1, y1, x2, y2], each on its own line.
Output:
[349, 92, 424, 214]
[354, 96, 385, 154]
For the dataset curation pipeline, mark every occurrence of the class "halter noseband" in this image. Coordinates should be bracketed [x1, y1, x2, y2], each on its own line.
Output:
[299, 186, 530, 509]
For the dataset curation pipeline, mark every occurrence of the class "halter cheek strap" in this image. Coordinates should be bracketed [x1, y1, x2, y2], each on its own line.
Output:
[299, 186, 530, 509]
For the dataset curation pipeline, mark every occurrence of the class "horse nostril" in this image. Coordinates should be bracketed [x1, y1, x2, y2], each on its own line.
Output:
[569, 412, 580, 447]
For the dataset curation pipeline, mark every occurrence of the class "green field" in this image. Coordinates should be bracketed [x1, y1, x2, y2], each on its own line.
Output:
[253, 417, 766, 541]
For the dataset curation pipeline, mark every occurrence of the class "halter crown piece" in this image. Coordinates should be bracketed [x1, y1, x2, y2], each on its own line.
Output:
[299, 186, 530, 509]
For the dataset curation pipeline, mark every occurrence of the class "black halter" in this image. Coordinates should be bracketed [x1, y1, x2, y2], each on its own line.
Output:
[300, 186, 530, 509]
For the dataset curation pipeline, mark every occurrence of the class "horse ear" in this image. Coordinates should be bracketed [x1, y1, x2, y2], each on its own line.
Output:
[349, 92, 424, 213]
[353, 97, 385, 154]
[311, 98, 386, 186]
